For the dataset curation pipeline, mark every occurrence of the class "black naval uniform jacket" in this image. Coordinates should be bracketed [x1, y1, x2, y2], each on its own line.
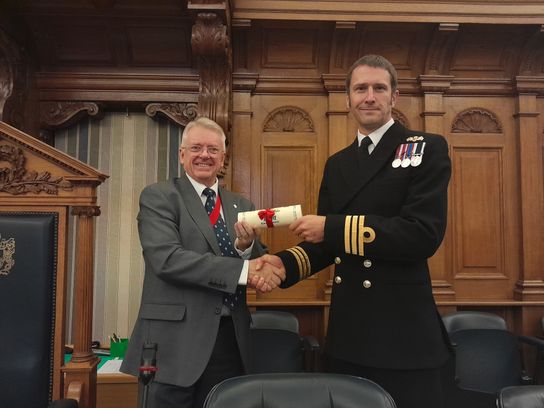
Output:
[277, 121, 453, 370]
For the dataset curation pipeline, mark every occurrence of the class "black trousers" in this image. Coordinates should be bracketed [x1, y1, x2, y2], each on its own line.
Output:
[144, 317, 244, 408]
[325, 354, 447, 408]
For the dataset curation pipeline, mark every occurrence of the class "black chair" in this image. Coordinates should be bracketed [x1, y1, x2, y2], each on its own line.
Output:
[441, 312, 544, 402]
[203, 373, 397, 408]
[249, 310, 320, 373]
[442, 310, 507, 332]
[496, 385, 544, 408]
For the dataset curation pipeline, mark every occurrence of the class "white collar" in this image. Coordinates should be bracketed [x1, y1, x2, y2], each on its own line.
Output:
[357, 118, 395, 147]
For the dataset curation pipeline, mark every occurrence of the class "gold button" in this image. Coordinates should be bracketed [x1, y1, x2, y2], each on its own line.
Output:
[363, 259, 372, 268]
[334, 257, 342, 265]
[334, 276, 342, 284]
[363, 280, 372, 289]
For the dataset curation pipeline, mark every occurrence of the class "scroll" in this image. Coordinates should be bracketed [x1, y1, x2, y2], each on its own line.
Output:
[237, 204, 303, 229]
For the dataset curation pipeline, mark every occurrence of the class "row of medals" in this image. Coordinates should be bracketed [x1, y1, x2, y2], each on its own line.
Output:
[392, 142, 426, 168]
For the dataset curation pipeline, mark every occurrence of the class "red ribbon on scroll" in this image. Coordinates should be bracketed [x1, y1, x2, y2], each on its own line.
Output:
[258, 209, 276, 228]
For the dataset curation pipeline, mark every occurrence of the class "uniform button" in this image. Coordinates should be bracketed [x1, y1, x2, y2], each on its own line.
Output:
[334, 257, 342, 265]
[362, 280, 372, 289]
[215, 307, 222, 314]
[334, 276, 342, 284]
[363, 259, 372, 268]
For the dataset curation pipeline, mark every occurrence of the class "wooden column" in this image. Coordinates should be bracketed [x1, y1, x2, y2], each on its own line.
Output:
[513, 81, 544, 302]
[63, 205, 101, 408]
[419, 75, 456, 302]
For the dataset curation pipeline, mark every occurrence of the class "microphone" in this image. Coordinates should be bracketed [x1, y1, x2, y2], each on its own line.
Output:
[138, 343, 158, 386]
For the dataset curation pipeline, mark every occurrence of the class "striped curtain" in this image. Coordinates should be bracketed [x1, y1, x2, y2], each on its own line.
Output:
[55, 111, 183, 343]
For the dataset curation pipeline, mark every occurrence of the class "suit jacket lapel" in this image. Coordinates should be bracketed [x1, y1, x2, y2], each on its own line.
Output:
[176, 174, 222, 255]
[336, 122, 406, 212]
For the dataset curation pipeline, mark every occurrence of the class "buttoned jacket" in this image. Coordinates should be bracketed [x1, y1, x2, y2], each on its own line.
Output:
[121, 174, 266, 386]
[278, 121, 452, 369]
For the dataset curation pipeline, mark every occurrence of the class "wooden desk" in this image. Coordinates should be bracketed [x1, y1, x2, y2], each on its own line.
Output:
[97, 372, 138, 408]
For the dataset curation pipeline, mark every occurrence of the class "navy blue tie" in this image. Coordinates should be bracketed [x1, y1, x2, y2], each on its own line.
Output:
[203, 188, 243, 309]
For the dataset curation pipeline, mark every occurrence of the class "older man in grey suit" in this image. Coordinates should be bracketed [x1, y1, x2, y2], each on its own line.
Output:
[121, 117, 284, 408]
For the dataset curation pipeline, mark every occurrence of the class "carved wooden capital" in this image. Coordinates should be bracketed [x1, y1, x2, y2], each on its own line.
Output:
[192, 13, 229, 57]
[145, 102, 198, 127]
[71, 206, 101, 217]
[40, 101, 100, 129]
[0, 144, 72, 195]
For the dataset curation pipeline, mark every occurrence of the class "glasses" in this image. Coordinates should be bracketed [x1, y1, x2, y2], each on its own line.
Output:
[181, 145, 224, 156]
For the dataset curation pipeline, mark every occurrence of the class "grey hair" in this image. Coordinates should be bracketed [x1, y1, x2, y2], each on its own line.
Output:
[181, 117, 226, 150]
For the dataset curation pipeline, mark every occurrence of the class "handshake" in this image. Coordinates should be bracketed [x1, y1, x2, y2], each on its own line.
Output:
[247, 255, 286, 293]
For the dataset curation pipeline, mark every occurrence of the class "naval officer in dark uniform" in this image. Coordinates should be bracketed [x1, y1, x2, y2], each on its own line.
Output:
[257, 54, 453, 408]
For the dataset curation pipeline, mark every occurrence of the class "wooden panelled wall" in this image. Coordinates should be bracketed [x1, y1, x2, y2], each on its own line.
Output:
[1, 6, 543, 348]
[230, 21, 544, 342]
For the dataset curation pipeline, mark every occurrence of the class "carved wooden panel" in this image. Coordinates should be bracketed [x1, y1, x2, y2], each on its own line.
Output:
[449, 26, 529, 77]
[263, 106, 314, 132]
[452, 148, 505, 278]
[355, 23, 431, 78]
[258, 145, 323, 301]
[247, 21, 330, 76]
[452, 108, 502, 133]
[262, 27, 319, 68]
[126, 24, 192, 67]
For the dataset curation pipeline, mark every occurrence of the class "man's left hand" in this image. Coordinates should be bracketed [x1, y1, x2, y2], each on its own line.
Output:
[290, 215, 325, 243]
[234, 220, 258, 251]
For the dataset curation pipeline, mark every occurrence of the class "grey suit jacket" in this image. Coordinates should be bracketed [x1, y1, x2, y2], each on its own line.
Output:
[121, 173, 266, 387]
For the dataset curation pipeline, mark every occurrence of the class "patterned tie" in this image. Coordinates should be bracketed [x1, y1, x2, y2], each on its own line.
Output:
[203, 188, 243, 309]
[358, 136, 373, 162]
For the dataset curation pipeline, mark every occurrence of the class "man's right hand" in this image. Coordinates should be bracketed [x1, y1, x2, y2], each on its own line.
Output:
[248, 256, 286, 293]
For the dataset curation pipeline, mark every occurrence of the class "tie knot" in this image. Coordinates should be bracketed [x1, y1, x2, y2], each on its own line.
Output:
[203, 188, 215, 199]
[360, 137, 372, 149]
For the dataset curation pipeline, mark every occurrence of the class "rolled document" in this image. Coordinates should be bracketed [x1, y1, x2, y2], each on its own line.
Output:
[237, 204, 303, 229]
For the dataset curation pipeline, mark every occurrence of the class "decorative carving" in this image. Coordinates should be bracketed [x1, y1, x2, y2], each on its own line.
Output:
[263, 107, 314, 132]
[191, 11, 231, 133]
[71, 206, 101, 217]
[191, 6, 232, 180]
[145, 103, 198, 127]
[392, 109, 410, 128]
[40, 101, 100, 129]
[0, 234, 15, 277]
[452, 108, 502, 133]
[0, 144, 72, 195]
[0, 27, 30, 131]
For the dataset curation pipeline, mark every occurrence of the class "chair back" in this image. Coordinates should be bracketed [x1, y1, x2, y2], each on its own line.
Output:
[249, 311, 305, 373]
[442, 311, 507, 333]
[203, 373, 397, 408]
[0, 214, 58, 407]
[497, 385, 544, 408]
[251, 310, 299, 333]
[450, 329, 522, 393]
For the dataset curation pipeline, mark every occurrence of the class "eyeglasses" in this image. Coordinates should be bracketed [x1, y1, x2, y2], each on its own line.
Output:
[181, 145, 224, 156]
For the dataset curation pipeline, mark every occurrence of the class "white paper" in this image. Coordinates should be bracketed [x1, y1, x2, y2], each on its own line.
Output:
[237, 204, 302, 229]
[97, 358, 123, 374]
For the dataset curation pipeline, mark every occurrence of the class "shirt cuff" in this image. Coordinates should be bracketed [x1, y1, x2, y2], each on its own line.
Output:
[238, 260, 249, 285]
[236, 240, 255, 260]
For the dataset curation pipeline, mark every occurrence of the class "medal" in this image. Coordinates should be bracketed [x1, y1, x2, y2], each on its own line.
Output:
[392, 144, 403, 168]
[401, 143, 413, 168]
[411, 142, 426, 167]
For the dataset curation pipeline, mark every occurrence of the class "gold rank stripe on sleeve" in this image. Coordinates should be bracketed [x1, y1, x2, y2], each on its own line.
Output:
[286, 246, 311, 281]
[344, 215, 376, 256]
